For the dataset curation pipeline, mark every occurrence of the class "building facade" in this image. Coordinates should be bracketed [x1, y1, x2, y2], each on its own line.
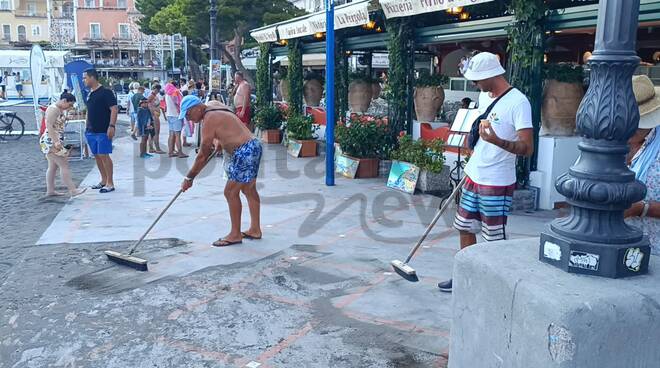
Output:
[1, 0, 182, 81]
[0, 0, 50, 47]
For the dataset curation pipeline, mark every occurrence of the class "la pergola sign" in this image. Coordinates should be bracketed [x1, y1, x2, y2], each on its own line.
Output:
[258, 0, 371, 41]
[380, 0, 494, 19]
[250, 0, 493, 43]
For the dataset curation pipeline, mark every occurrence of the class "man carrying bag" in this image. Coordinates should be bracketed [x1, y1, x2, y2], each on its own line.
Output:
[438, 52, 535, 292]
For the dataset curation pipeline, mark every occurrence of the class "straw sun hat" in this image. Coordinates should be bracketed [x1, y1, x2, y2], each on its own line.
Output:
[633, 75, 660, 129]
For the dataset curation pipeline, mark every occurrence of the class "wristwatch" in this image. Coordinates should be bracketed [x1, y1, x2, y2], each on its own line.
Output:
[641, 201, 650, 218]
[184, 176, 194, 182]
[109, 124, 116, 129]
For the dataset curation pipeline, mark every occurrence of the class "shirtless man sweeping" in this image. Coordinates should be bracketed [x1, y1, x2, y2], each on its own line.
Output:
[179, 95, 263, 247]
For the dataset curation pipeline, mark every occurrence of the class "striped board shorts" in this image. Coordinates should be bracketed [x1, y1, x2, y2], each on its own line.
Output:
[453, 177, 515, 242]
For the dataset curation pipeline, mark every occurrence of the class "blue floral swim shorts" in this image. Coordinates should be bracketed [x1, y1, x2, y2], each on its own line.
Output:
[226, 138, 263, 183]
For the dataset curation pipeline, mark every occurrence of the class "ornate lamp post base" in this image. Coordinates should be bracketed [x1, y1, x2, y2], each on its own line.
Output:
[538, 0, 651, 278]
[540, 231, 650, 278]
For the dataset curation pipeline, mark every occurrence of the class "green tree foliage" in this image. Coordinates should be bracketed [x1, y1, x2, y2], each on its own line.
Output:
[256, 43, 271, 109]
[386, 18, 413, 136]
[136, 0, 304, 82]
[135, 0, 172, 34]
[287, 39, 303, 116]
[507, 0, 547, 185]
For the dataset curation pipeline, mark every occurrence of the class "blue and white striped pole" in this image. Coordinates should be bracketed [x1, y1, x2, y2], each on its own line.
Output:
[325, 0, 335, 186]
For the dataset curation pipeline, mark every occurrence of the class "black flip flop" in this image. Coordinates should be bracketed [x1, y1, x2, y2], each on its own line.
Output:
[212, 239, 243, 247]
[241, 232, 262, 240]
[99, 187, 115, 193]
[91, 183, 105, 190]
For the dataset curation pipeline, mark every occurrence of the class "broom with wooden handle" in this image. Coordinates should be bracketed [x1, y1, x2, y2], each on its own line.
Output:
[104, 149, 217, 271]
[391, 177, 466, 282]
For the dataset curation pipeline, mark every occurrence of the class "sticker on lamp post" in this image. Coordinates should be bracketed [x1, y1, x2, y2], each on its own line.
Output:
[624, 247, 645, 272]
[543, 241, 562, 261]
[568, 251, 600, 271]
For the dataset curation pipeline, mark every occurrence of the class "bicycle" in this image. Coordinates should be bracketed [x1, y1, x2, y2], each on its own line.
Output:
[0, 111, 25, 141]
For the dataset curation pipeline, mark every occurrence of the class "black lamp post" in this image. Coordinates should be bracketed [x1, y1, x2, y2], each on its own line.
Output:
[209, 0, 217, 61]
[539, 0, 650, 278]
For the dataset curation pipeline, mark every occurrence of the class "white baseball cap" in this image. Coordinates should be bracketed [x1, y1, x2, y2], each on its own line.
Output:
[462, 52, 506, 81]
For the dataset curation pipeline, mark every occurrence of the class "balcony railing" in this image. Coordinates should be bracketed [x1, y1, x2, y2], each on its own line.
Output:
[82, 33, 105, 42]
[52, 11, 74, 18]
[14, 10, 47, 17]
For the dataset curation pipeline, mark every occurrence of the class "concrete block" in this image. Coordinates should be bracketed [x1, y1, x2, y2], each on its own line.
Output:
[416, 165, 452, 194]
[511, 188, 538, 212]
[449, 238, 660, 368]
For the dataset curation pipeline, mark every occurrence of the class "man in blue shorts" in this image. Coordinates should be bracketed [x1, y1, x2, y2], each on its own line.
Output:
[179, 96, 263, 247]
[84, 68, 118, 193]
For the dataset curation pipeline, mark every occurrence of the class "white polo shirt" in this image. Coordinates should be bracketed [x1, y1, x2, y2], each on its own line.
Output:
[464, 88, 533, 186]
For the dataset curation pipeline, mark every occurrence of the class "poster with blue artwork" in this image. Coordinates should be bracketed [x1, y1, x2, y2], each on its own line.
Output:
[335, 154, 359, 179]
[287, 140, 302, 157]
[387, 160, 420, 194]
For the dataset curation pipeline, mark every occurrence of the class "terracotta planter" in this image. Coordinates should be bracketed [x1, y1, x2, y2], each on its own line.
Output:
[348, 80, 373, 113]
[355, 157, 379, 178]
[541, 80, 584, 136]
[280, 80, 290, 102]
[290, 139, 318, 157]
[261, 129, 282, 144]
[303, 79, 323, 106]
[414, 86, 445, 122]
[371, 82, 382, 100]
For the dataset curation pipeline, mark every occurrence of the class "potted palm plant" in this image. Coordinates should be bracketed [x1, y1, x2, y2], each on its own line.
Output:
[390, 133, 450, 193]
[541, 63, 584, 136]
[335, 114, 389, 178]
[255, 105, 284, 144]
[414, 71, 448, 122]
[286, 112, 319, 157]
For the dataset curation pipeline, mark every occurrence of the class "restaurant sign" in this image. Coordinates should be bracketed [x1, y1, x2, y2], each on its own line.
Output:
[380, 0, 494, 19]
[250, 27, 278, 43]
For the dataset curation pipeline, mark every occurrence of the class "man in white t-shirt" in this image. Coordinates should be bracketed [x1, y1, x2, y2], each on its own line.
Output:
[438, 52, 535, 293]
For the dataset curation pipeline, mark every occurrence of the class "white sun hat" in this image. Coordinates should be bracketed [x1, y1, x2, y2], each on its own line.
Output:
[462, 52, 506, 81]
[633, 75, 660, 130]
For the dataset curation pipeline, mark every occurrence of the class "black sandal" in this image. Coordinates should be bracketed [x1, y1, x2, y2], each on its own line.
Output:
[241, 232, 262, 240]
[91, 183, 105, 190]
[212, 238, 242, 247]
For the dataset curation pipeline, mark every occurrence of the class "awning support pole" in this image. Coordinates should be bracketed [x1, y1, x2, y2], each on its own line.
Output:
[325, 0, 336, 186]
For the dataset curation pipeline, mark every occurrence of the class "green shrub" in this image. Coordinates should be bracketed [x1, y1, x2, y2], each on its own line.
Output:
[304, 70, 324, 85]
[254, 105, 284, 130]
[543, 63, 584, 84]
[415, 70, 448, 87]
[390, 133, 446, 173]
[286, 112, 318, 140]
[349, 71, 376, 84]
[336, 114, 390, 159]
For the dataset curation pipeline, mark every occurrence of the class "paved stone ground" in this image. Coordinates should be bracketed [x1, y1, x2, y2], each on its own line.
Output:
[0, 106, 132, 285]
[0, 108, 558, 367]
[0, 107, 92, 285]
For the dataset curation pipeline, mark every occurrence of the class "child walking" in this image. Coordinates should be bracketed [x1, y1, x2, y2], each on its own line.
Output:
[137, 98, 155, 158]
